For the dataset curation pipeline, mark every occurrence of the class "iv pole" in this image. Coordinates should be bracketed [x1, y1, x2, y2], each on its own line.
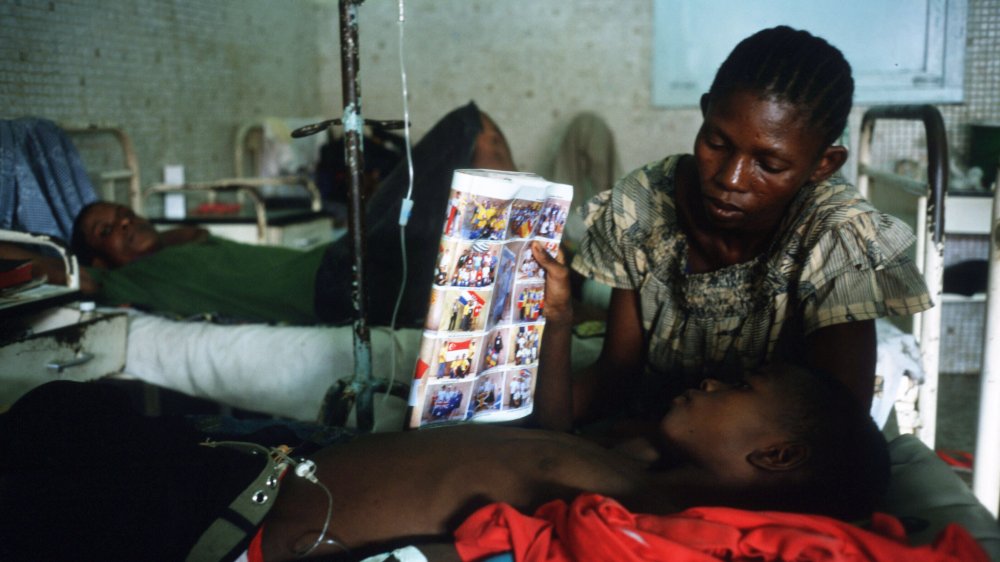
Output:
[295, 0, 407, 431]
[334, 0, 375, 430]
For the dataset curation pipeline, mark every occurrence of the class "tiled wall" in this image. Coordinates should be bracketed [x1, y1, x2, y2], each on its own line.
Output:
[320, 0, 704, 175]
[337, 0, 1000, 181]
[0, 0, 332, 188]
[867, 0, 1000, 189]
[5, 0, 996, 193]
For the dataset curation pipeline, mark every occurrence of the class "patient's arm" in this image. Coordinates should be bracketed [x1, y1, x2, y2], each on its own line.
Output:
[572, 287, 645, 423]
[0, 242, 97, 294]
[159, 225, 209, 248]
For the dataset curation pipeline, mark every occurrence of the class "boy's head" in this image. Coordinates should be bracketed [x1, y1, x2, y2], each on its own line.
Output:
[71, 202, 163, 268]
[661, 363, 889, 520]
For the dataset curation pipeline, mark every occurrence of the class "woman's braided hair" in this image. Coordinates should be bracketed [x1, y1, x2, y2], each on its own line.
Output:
[708, 26, 854, 147]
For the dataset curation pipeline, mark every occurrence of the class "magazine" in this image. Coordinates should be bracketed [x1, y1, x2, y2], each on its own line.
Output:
[407, 169, 573, 428]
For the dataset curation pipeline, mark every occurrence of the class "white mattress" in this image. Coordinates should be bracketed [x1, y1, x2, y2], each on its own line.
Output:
[125, 313, 423, 428]
[124, 312, 917, 429]
[124, 312, 605, 429]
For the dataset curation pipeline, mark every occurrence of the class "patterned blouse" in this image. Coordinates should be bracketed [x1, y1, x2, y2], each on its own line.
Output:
[573, 154, 932, 394]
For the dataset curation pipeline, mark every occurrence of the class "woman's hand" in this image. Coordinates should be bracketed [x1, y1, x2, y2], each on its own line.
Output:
[531, 241, 574, 432]
[531, 241, 572, 327]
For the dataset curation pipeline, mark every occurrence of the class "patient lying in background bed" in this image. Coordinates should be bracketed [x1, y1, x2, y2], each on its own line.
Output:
[3, 102, 513, 327]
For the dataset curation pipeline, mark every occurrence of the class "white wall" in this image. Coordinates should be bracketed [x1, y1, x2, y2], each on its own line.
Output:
[323, 0, 1000, 185]
[320, 0, 703, 176]
[3, 0, 997, 191]
[0, 0, 330, 185]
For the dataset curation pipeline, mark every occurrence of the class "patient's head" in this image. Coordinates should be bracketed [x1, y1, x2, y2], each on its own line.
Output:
[661, 363, 889, 520]
[71, 202, 163, 268]
[472, 112, 516, 171]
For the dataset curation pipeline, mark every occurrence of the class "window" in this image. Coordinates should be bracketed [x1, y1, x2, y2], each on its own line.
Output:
[652, 0, 967, 107]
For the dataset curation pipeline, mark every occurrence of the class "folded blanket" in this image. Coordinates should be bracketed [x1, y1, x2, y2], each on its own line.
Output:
[0, 118, 96, 242]
[454, 493, 988, 562]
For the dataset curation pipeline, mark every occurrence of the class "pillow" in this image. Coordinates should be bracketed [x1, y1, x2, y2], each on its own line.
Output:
[880, 434, 1000, 560]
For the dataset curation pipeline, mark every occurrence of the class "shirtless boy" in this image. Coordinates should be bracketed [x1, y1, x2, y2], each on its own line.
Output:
[261, 364, 887, 560]
[261, 245, 888, 560]
[0, 356, 887, 561]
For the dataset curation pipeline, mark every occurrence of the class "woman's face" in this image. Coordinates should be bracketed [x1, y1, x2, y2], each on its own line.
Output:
[692, 90, 845, 234]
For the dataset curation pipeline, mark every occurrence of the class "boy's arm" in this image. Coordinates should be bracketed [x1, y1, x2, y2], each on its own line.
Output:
[530, 241, 574, 432]
[160, 226, 209, 248]
[0, 242, 98, 294]
[571, 288, 644, 422]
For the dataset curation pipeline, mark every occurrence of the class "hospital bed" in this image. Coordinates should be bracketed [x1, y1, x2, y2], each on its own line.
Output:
[854, 105, 999, 558]
[974, 175, 1000, 520]
[67, 123, 337, 250]
[3, 99, 998, 561]
[111, 105, 1000, 559]
[856, 105, 946, 447]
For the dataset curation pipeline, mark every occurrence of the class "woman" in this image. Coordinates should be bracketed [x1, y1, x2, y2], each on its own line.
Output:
[567, 26, 930, 424]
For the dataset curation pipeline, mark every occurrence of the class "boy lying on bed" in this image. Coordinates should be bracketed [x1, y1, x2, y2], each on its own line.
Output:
[0, 364, 888, 561]
[0, 102, 514, 326]
[0, 245, 891, 562]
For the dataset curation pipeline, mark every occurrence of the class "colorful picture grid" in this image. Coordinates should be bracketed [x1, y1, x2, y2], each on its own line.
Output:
[408, 170, 572, 428]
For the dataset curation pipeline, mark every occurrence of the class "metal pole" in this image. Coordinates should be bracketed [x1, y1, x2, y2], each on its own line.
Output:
[973, 183, 1000, 517]
[318, 0, 374, 430]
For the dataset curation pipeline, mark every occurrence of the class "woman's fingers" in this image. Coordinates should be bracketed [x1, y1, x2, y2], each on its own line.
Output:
[531, 241, 568, 279]
[531, 241, 572, 325]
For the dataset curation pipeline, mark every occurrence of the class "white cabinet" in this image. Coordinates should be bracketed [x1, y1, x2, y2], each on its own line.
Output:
[0, 230, 129, 409]
[0, 305, 128, 408]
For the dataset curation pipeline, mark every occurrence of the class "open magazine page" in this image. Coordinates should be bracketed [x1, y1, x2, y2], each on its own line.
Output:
[408, 169, 573, 428]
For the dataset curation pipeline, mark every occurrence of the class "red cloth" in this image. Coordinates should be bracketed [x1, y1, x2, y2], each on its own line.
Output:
[246, 526, 265, 562]
[454, 493, 989, 562]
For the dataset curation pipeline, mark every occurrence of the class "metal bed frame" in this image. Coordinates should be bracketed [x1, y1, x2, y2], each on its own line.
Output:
[973, 168, 1000, 516]
[856, 105, 947, 449]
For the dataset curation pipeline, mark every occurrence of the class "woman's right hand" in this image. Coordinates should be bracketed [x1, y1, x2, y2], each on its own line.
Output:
[531, 241, 572, 327]
[530, 241, 574, 432]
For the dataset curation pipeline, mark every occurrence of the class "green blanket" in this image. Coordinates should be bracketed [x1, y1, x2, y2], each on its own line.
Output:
[90, 236, 325, 324]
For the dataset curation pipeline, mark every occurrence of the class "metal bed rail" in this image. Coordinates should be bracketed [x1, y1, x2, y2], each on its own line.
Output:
[857, 105, 947, 448]
[61, 124, 142, 213]
[145, 175, 323, 244]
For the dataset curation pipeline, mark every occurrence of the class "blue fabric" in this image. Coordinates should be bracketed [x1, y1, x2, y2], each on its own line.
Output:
[0, 117, 97, 242]
[480, 555, 514, 562]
